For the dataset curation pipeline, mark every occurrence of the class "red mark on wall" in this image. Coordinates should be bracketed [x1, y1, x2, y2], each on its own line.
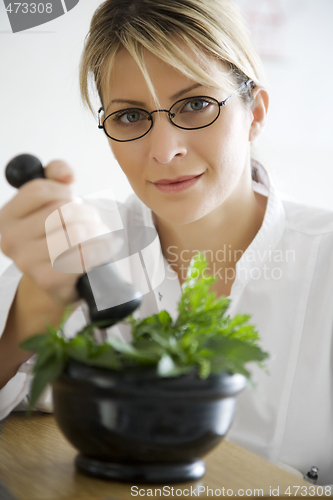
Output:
[243, 0, 287, 58]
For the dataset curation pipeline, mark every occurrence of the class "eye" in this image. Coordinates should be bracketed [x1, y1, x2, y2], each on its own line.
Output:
[182, 98, 211, 112]
[113, 109, 147, 124]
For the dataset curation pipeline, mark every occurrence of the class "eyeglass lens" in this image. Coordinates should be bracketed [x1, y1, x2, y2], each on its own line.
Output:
[103, 96, 220, 141]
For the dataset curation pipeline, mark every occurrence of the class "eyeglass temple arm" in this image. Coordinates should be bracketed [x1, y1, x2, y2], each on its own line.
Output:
[98, 107, 104, 129]
[221, 79, 255, 106]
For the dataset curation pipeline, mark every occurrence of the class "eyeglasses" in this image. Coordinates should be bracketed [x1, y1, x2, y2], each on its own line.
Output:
[98, 79, 254, 142]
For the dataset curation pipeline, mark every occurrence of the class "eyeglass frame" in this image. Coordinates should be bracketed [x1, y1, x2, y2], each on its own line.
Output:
[98, 79, 255, 143]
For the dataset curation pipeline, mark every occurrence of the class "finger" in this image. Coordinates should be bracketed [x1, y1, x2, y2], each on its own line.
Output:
[8, 199, 103, 242]
[79, 234, 124, 271]
[11, 236, 60, 275]
[8, 212, 123, 274]
[0, 198, 78, 249]
[47, 227, 124, 272]
[12, 238, 81, 303]
[44, 160, 75, 184]
[46, 200, 104, 235]
[0, 179, 74, 222]
[32, 260, 81, 305]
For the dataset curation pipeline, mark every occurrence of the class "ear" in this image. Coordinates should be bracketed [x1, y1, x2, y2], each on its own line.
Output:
[249, 88, 269, 142]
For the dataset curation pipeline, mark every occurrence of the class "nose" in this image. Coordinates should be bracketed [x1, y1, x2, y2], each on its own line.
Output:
[148, 113, 187, 164]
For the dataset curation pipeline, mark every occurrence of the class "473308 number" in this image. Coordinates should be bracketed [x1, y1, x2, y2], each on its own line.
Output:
[284, 485, 331, 496]
[5, 3, 53, 14]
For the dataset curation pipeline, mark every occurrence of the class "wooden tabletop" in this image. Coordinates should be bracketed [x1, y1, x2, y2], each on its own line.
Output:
[0, 413, 310, 499]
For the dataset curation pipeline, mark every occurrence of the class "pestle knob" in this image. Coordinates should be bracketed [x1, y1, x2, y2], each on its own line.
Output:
[5, 153, 44, 188]
[5, 154, 142, 326]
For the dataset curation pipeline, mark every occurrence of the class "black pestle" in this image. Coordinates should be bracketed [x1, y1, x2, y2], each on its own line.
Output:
[5, 154, 142, 327]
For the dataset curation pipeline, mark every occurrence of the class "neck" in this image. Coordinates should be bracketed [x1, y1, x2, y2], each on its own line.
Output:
[153, 165, 267, 286]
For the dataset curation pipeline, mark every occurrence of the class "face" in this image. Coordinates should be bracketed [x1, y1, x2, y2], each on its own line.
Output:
[101, 48, 254, 227]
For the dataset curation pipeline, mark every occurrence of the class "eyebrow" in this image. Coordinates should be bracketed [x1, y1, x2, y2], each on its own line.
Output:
[171, 83, 203, 100]
[105, 83, 204, 113]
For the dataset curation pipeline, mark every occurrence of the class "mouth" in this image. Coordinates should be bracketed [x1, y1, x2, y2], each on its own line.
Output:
[152, 173, 204, 193]
[153, 174, 203, 185]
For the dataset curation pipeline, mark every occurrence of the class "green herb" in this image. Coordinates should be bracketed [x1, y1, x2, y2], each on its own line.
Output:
[20, 252, 269, 411]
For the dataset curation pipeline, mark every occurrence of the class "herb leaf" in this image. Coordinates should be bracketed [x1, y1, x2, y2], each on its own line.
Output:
[20, 252, 270, 410]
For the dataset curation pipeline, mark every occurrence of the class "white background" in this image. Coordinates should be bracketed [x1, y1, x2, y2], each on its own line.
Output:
[0, 0, 333, 274]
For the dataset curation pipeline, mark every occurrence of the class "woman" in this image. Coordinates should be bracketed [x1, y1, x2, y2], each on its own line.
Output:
[0, 0, 332, 484]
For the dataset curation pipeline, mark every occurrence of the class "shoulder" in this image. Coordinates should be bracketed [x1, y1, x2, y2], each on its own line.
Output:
[280, 195, 333, 237]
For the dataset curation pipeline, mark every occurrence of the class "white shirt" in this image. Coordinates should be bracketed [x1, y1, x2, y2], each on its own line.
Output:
[1, 163, 333, 484]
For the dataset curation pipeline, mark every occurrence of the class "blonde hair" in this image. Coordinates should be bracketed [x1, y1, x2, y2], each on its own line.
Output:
[79, 0, 266, 114]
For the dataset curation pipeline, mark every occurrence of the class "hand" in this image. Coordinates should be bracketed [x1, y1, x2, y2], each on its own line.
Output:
[0, 160, 120, 306]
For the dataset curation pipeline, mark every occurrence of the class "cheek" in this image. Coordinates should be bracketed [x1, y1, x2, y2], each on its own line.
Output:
[109, 141, 146, 194]
[109, 142, 134, 176]
[212, 113, 250, 165]
[201, 119, 250, 198]
[204, 128, 246, 175]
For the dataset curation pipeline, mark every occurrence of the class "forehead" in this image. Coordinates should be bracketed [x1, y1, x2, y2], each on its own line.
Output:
[100, 47, 231, 110]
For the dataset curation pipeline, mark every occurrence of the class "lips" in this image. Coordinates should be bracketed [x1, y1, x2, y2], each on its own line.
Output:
[152, 172, 204, 194]
[153, 174, 203, 185]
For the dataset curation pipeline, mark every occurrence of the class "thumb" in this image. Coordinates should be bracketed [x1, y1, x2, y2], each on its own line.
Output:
[45, 160, 75, 184]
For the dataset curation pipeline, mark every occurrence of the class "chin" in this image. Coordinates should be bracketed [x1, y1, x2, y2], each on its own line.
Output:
[154, 203, 213, 226]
